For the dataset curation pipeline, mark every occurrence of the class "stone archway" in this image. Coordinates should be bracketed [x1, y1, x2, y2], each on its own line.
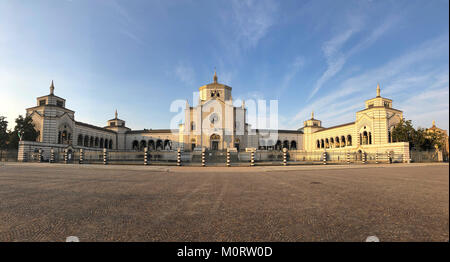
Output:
[210, 134, 220, 151]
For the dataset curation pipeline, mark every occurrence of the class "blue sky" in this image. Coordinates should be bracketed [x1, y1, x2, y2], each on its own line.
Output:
[0, 0, 448, 131]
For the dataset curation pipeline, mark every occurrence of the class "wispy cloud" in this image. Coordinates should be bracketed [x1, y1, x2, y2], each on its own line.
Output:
[308, 15, 397, 100]
[106, 0, 145, 45]
[175, 62, 195, 85]
[287, 34, 449, 130]
[231, 0, 278, 49]
[276, 56, 305, 97]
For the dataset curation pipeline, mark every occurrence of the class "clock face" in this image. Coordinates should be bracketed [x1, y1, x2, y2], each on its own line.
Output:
[209, 113, 219, 124]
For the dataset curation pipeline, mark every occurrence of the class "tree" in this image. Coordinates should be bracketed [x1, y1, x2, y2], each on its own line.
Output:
[7, 115, 39, 149]
[0, 116, 8, 149]
[391, 119, 416, 148]
[392, 119, 444, 151]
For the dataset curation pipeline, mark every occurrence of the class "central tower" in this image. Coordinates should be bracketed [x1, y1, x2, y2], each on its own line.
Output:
[198, 70, 232, 102]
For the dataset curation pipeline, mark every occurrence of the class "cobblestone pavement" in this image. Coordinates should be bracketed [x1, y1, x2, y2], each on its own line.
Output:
[0, 162, 448, 242]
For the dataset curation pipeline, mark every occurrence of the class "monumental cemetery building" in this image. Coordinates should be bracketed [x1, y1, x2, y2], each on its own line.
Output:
[18, 73, 411, 162]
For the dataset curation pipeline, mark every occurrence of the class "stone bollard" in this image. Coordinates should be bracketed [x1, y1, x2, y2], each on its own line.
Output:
[346, 152, 350, 164]
[177, 148, 181, 166]
[80, 149, 84, 164]
[387, 151, 391, 164]
[250, 150, 255, 166]
[201, 148, 206, 167]
[64, 149, 68, 164]
[226, 148, 231, 167]
[79, 149, 84, 164]
[103, 148, 108, 165]
[50, 148, 55, 163]
[283, 148, 287, 166]
[144, 147, 148, 165]
[362, 152, 367, 164]
[323, 151, 327, 165]
[375, 152, 379, 164]
[38, 149, 43, 163]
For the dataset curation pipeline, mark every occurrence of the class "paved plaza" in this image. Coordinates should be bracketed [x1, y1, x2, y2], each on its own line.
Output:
[0, 162, 448, 242]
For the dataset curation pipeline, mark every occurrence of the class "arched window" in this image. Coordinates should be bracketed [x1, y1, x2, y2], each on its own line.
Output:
[109, 140, 113, 149]
[89, 137, 94, 147]
[95, 137, 99, 147]
[148, 140, 155, 150]
[132, 140, 139, 150]
[191, 138, 196, 151]
[156, 140, 163, 151]
[330, 138, 334, 148]
[140, 140, 147, 151]
[362, 131, 368, 145]
[77, 134, 83, 146]
[234, 138, 240, 151]
[191, 121, 196, 131]
[341, 136, 346, 147]
[347, 135, 352, 146]
[164, 140, 172, 150]
[316, 140, 320, 149]
[290, 140, 297, 150]
[325, 138, 329, 148]
[275, 140, 282, 150]
[84, 136, 89, 147]
[283, 140, 289, 149]
[321, 139, 324, 148]
[100, 138, 104, 148]
[335, 137, 340, 148]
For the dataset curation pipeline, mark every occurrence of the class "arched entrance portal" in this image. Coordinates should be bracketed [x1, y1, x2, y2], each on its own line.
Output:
[210, 134, 220, 151]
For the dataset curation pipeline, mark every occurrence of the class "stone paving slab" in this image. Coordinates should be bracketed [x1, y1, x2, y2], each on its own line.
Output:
[0, 163, 448, 241]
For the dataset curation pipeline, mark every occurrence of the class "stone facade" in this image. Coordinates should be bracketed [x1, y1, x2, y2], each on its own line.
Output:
[18, 76, 411, 161]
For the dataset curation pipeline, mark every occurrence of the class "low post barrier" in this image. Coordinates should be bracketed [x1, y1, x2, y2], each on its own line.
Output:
[103, 148, 108, 165]
[387, 151, 391, 164]
[346, 152, 350, 164]
[144, 147, 148, 165]
[362, 152, 366, 164]
[201, 148, 206, 167]
[177, 148, 181, 166]
[250, 150, 255, 166]
[50, 148, 55, 163]
[79, 149, 84, 164]
[226, 149, 231, 167]
[283, 148, 287, 166]
[323, 151, 327, 165]
[38, 149, 43, 163]
[375, 152, 379, 164]
[64, 149, 68, 164]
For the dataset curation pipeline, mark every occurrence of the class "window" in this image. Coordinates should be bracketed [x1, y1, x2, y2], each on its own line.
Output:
[57, 100, 63, 107]
[110, 122, 115, 126]
[39, 100, 46, 106]
[384, 102, 390, 108]
[368, 103, 374, 108]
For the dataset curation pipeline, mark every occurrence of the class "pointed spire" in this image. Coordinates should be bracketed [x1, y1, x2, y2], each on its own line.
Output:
[432, 120, 436, 127]
[311, 110, 314, 119]
[376, 83, 380, 97]
[213, 68, 218, 83]
[115, 109, 118, 119]
[50, 80, 55, 95]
